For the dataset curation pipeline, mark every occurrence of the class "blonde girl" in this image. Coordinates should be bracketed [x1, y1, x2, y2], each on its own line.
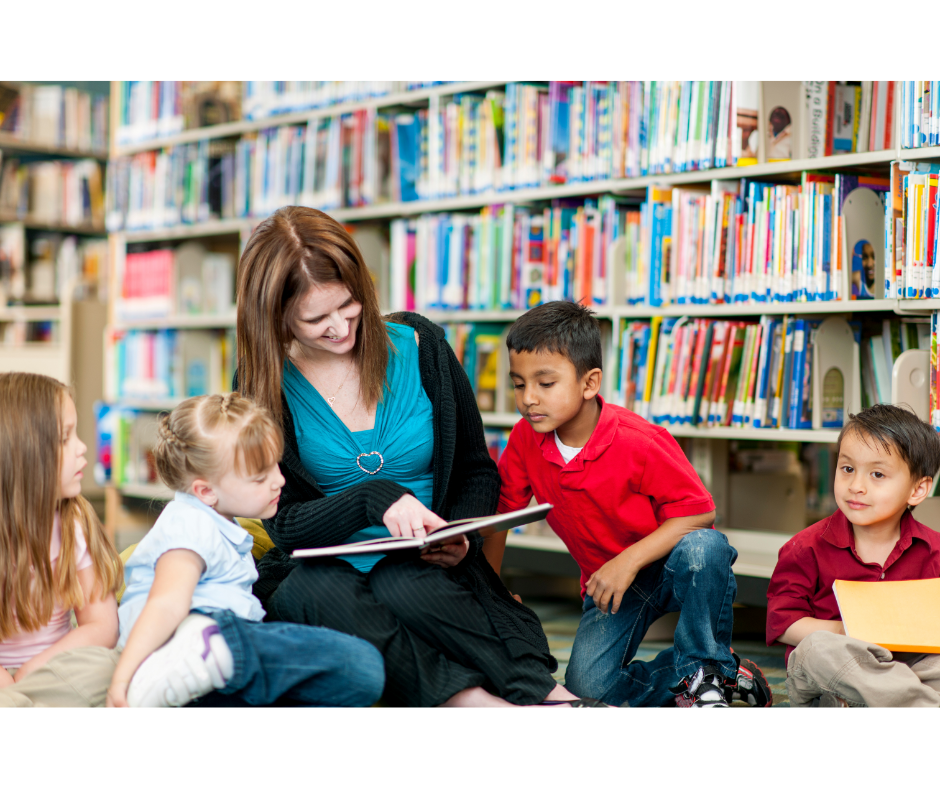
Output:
[108, 393, 383, 708]
[0, 372, 121, 708]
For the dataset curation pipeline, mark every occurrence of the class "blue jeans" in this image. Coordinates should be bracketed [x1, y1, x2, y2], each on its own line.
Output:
[192, 610, 385, 707]
[564, 529, 738, 707]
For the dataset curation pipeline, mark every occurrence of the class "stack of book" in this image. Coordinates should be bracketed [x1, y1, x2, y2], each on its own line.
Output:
[115, 82, 241, 146]
[105, 327, 236, 401]
[0, 83, 108, 152]
[625, 173, 889, 306]
[612, 314, 929, 431]
[389, 196, 628, 311]
[0, 156, 105, 228]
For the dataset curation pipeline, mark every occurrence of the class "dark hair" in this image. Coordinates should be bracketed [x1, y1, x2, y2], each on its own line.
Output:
[837, 404, 940, 480]
[505, 301, 602, 378]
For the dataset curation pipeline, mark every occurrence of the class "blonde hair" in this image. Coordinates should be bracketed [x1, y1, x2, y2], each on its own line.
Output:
[236, 206, 392, 426]
[154, 392, 284, 492]
[0, 373, 121, 641]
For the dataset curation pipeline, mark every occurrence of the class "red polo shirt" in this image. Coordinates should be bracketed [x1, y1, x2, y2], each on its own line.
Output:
[766, 509, 940, 660]
[497, 396, 715, 595]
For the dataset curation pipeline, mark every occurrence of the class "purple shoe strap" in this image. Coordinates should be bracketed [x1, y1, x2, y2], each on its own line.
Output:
[201, 624, 221, 659]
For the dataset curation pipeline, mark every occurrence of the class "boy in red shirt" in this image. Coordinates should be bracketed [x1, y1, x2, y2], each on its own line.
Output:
[497, 302, 771, 708]
[767, 404, 940, 707]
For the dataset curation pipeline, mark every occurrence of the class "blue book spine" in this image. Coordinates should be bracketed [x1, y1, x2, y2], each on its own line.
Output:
[788, 319, 807, 430]
[822, 193, 833, 300]
[751, 318, 775, 429]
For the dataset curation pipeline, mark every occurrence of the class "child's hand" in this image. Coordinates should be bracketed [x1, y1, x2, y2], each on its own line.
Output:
[421, 535, 469, 568]
[106, 680, 131, 708]
[0, 668, 14, 689]
[586, 553, 639, 614]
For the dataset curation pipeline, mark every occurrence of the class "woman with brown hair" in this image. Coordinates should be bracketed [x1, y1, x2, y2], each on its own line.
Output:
[236, 206, 590, 707]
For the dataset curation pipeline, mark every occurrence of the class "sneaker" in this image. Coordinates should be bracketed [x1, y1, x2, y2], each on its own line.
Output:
[727, 652, 773, 707]
[672, 667, 729, 708]
[127, 613, 234, 707]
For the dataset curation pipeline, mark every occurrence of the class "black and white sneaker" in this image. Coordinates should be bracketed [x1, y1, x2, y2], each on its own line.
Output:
[726, 651, 773, 707]
[672, 666, 729, 708]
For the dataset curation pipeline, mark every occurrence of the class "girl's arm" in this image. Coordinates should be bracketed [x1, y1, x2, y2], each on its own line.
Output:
[0, 668, 14, 688]
[12, 564, 119, 683]
[107, 549, 204, 708]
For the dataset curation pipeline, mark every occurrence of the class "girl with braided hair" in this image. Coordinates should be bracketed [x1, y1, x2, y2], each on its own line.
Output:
[107, 392, 384, 707]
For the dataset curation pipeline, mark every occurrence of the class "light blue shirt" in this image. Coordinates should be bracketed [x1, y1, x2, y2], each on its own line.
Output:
[118, 492, 264, 648]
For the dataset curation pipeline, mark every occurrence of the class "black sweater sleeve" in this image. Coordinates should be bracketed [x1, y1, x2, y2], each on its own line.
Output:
[436, 331, 501, 522]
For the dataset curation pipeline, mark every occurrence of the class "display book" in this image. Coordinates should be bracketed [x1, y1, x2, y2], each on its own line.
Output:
[833, 578, 940, 653]
[291, 503, 553, 559]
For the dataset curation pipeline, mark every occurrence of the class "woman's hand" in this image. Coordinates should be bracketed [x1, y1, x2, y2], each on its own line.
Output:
[421, 535, 469, 568]
[383, 494, 447, 538]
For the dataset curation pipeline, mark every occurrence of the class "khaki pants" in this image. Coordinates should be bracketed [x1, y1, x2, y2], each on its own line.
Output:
[0, 647, 120, 708]
[786, 630, 940, 708]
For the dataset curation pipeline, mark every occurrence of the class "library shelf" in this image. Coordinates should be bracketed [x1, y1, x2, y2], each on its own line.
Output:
[113, 312, 237, 330]
[116, 398, 182, 412]
[506, 528, 786, 580]
[426, 300, 933, 324]
[481, 411, 841, 443]
[120, 219, 247, 243]
[0, 212, 106, 235]
[0, 305, 61, 321]
[114, 81, 513, 156]
[117, 482, 174, 501]
[113, 146, 940, 240]
[0, 131, 108, 161]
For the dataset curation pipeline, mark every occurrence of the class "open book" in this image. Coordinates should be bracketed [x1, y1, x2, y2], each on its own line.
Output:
[291, 503, 553, 560]
[832, 578, 940, 653]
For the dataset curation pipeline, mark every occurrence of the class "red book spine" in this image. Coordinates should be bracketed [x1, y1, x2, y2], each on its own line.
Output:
[824, 81, 836, 157]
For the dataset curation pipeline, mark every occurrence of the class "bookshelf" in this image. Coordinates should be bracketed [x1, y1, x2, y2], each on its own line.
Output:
[1, 81, 111, 504]
[101, 80, 940, 587]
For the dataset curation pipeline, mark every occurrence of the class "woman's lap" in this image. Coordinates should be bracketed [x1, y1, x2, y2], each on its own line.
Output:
[265, 554, 555, 705]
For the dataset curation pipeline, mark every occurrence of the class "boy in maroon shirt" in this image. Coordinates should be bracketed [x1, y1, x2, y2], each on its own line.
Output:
[767, 404, 940, 707]
[496, 302, 771, 708]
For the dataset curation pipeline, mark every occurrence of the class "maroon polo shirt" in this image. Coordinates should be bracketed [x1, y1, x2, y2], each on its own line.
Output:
[497, 395, 715, 596]
[766, 508, 940, 660]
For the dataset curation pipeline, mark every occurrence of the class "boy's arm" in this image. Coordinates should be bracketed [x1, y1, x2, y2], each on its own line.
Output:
[586, 510, 715, 614]
[766, 538, 833, 647]
[490, 424, 534, 574]
[107, 549, 204, 708]
[13, 564, 119, 682]
[779, 617, 845, 647]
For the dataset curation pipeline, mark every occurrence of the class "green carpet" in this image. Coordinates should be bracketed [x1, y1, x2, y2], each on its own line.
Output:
[531, 599, 790, 707]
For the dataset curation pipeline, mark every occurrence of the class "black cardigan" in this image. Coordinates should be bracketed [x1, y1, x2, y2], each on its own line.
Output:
[254, 311, 556, 672]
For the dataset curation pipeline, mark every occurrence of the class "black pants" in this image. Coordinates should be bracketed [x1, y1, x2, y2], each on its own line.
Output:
[265, 554, 557, 707]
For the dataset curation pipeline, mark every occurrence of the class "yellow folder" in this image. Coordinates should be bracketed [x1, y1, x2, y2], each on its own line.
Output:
[832, 578, 940, 653]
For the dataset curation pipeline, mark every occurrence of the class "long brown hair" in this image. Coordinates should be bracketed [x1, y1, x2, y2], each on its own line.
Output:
[153, 392, 284, 492]
[0, 373, 121, 641]
[236, 206, 391, 425]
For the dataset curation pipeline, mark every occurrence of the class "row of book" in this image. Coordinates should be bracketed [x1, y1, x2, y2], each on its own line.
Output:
[628, 173, 889, 307]
[104, 327, 236, 401]
[0, 83, 109, 152]
[114, 81, 454, 145]
[611, 314, 929, 431]
[886, 160, 940, 299]
[117, 241, 236, 321]
[389, 197, 626, 311]
[0, 223, 108, 305]
[0, 319, 58, 346]
[900, 81, 940, 149]
[0, 155, 105, 229]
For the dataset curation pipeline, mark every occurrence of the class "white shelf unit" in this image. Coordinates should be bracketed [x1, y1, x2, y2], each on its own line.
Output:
[103, 80, 940, 585]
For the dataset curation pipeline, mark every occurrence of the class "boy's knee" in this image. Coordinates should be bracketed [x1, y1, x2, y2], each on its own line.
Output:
[353, 642, 386, 706]
[673, 528, 734, 572]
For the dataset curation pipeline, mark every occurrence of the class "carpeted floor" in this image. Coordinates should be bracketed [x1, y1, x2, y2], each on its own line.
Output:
[530, 599, 791, 707]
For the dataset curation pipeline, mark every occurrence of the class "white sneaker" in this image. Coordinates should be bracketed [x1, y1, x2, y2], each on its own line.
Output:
[127, 613, 235, 707]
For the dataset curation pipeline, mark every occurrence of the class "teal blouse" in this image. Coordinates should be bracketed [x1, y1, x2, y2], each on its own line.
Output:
[282, 322, 435, 572]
